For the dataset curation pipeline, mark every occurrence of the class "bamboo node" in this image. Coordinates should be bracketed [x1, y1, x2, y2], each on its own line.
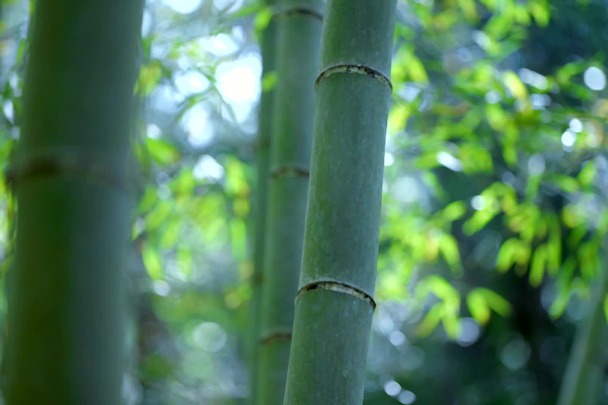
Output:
[315, 64, 392, 91]
[297, 280, 376, 310]
[259, 330, 293, 345]
[276, 6, 323, 21]
[270, 165, 309, 179]
[5, 148, 135, 193]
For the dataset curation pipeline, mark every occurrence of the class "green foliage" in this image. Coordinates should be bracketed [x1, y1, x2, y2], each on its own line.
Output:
[415, 276, 461, 338]
[2, 0, 608, 403]
[467, 288, 511, 325]
[133, 0, 608, 401]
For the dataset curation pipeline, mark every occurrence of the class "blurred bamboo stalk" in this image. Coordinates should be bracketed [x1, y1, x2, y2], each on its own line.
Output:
[5, 1, 144, 403]
[256, 0, 323, 403]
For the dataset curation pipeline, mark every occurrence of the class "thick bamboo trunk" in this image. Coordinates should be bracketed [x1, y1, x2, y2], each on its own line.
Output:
[256, 1, 323, 403]
[5, 1, 143, 403]
[283, 1, 396, 403]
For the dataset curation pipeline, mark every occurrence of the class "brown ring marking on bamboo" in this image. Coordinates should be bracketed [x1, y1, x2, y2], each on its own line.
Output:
[275, 7, 323, 21]
[315, 64, 392, 91]
[5, 149, 133, 192]
[259, 330, 293, 346]
[251, 272, 264, 286]
[297, 280, 376, 310]
[255, 136, 271, 152]
[270, 165, 309, 179]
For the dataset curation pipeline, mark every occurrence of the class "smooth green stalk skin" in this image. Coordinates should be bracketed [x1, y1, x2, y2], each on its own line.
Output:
[249, 5, 277, 404]
[283, 1, 396, 404]
[557, 267, 608, 405]
[6, 1, 143, 404]
[257, 1, 323, 404]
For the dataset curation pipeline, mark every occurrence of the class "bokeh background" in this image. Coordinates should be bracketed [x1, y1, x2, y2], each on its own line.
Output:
[1, 0, 608, 403]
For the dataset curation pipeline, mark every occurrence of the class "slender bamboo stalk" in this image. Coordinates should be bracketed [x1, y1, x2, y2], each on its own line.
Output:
[249, 1, 278, 402]
[256, 1, 323, 403]
[283, 1, 396, 403]
[557, 264, 608, 405]
[5, 1, 143, 403]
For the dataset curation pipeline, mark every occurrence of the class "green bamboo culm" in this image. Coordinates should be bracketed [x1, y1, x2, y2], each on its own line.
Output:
[5, 1, 143, 404]
[557, 262, 608, 405]
[256, 0, 323, 403]
[249, 1, 278, 403]
[283, 1, 396, 403]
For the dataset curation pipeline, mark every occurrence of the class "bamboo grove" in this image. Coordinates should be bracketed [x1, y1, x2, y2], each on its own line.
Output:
[1, 0, 608, 404]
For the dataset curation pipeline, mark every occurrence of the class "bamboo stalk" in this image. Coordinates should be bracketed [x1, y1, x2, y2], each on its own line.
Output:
[249, 1, 278, 402]
[6, 1, 143, 403]
[283, 1, 396, 403]
[256, 0, 323, 403]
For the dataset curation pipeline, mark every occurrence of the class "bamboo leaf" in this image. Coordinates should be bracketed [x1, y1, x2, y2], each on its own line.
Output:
[549, 287, 570, 319]
[578, 241, 599, 280]
[528, 1, 550, 26]
[171, 168, 197, 196]
[502, 127, 519, 166]
[416, 304, 444, 337]
[503, 71, 528, 101]
[514, 5, 531, 25]
[562, 204, 586, 232]
[230, 218, 248, 260]
[442, 314, 462, 339]
[439, 233, 463, 276]
[467, 290, 490, 325]
[485, 104, 508, 131]
[459, 143, 494, 173]
[552, 175, 580, 193]
[425, 275, 459, 303]
[578, 160, 596, 187]
[404, 49, 429, 83]
[458, 0, 478, 20]
[143, 245, 163, 280]
[224, 156, 248, 196]
[440, 201, 467, 222]
[463, 209, 498, 235]
[529, 244, 547, 287]
[146, 138, 180, 166]
[254, 6, 273, 33]
[160, 219, 182, 249]
[478, 288, 511, 316]
[146, 201, 172, 232]
[137, 61, 163, 95]
[496, 238, 517, 272]
[261, 71, 278, 93]
[424, 231, 440, 261]
[388, 103, 412, 132]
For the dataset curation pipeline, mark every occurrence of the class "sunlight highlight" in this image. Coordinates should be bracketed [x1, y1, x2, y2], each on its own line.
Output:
[162, 0, 202, 14]
[584, 66, 606, 91]
[193, 155, 225, 181]
[198, 33, 239, 57]
[216, 54, 262, 122]
[183, 104, 214, 147]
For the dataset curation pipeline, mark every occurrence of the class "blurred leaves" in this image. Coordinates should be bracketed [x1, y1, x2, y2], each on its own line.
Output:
[466, 288, 511, 325]
[416, 276, 461, 338]
[1, 0, 607, 402]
